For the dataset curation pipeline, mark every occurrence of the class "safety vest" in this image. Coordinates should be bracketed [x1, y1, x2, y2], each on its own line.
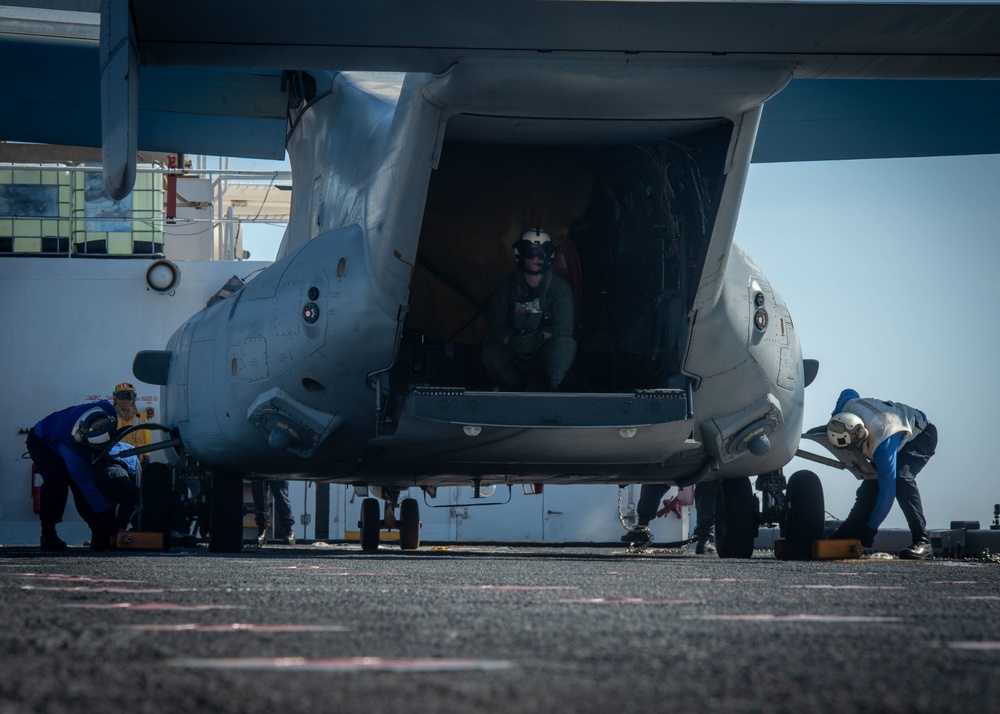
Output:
[117, 411, 151, 449]
[841, 398, 927, 460]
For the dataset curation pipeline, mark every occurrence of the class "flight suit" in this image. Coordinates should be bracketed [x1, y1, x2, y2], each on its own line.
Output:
[482, 269, 576, 389]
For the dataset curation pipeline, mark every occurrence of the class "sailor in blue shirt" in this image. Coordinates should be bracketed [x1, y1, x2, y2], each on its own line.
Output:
[25, 400, 138, 551]
[827, 389, 938, 559]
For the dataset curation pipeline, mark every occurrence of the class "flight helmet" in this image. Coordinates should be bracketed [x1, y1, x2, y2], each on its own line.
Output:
[74, 407, 117, 448]
[513, 227, 555, 274]
[114, 382, 136, 402]
[827, 412, 868, 448]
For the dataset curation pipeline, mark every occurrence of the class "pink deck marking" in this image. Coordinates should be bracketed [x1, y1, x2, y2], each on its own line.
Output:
[173, 657, 514, 672]
[559, 597, 690, 605]
[695, 614, 900, 622]
[62, 602, 243, 611]
[129, 623, 346, 632]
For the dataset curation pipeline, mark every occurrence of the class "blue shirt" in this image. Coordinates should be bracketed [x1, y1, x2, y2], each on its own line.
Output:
[868, 432, 907, 530]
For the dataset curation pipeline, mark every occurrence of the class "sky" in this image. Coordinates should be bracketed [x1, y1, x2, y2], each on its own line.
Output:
[235, 153, 1000, 531]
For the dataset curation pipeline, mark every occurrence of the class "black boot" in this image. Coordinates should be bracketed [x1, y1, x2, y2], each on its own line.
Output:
[695, 538, 717, 555]
[40, 527, 68, 552]
[621, 524, 652, 546]
[899, 539, 933, 560]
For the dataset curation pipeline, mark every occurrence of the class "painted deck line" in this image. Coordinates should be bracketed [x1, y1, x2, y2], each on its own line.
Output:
[129, 623, 347, 632]
[559, 597, 691, 605]
[62, 602, 245, 611]
[172, 657, 515, 673]
[691, 614, 901, 622]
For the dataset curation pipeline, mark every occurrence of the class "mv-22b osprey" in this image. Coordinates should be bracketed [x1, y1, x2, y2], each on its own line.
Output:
[10, 1, 1000, 554]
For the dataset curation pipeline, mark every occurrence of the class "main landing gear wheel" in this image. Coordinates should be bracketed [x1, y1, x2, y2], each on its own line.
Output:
[139, 462, 173, 542]
[399, 497, 421, 551]
[208, 469, 244, 553]
[715, 477, 759, 559]
[360, 497, 381, 553]
[779, 470, 825, 560]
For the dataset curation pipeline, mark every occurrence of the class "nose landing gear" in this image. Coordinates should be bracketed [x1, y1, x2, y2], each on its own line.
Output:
[777, 470, 826, 559]
[715, 469, 827, 560]
[359, 490, 422, 552]
[756, 469, 826, 560]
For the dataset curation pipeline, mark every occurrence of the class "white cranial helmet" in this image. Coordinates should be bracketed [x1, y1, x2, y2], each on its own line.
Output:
[827, 412, 868, 448]
[74, 407, 117, 448]
[513, 227, 555, 273]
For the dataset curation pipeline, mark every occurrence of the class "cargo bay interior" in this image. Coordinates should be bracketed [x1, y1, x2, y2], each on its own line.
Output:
[390, 124, 731, 410]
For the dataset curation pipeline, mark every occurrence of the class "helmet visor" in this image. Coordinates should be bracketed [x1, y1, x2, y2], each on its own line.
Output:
[514, 239, 554, 261]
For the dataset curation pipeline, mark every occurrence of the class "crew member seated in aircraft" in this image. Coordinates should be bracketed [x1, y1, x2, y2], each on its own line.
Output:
[621, 481, 718, 553]
[25, 401, 138, 551]
[252, 480, 296, 545]
[112, 381, 150, 465]
[826, 389, 937, 560]
[481, 227, 576, 390]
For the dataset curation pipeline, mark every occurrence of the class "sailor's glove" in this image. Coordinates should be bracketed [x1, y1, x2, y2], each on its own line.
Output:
[511, 330, 544, 355]
[859, 527, 878, 548]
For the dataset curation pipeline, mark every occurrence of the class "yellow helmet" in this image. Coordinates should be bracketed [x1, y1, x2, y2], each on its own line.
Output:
[113, 382, 136, 401]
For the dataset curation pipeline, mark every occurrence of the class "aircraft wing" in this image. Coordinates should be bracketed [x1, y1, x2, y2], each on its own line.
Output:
[0, 5, 286, 159]
[1, 1, 999, 161]
[756, 78, 1000, 162]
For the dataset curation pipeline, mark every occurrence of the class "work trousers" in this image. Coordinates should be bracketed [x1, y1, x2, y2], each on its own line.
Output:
[481, 334, 576, 389]
[834, 423, 938, 543]
[252, 480, 295, 533]
[636, 480, 717, 541]
[26, 431, 99, 529]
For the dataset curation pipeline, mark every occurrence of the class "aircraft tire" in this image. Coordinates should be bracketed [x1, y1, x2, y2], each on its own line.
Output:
[399, 497, 420, 551]
[208, 469, 244, 553]
[781, 470, 825, 560]
[360, 497, 381, 553]
[715, 476, 758, 559]
[139, 462, 173, 544]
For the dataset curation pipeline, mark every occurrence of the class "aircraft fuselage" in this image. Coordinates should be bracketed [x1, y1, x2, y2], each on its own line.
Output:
[158, 66, 804, 489]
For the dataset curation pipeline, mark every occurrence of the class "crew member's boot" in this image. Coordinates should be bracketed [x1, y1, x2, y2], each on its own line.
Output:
[694, 537, 717, 555]
[621, 522, 652, 547]
[899, 538, 933, 560]
[40, 524, 68, 552]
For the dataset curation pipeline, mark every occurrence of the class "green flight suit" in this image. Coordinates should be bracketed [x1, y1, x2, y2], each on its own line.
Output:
[481, 269, 576, 389]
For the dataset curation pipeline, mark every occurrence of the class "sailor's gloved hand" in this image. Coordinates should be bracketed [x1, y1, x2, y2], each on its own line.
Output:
[510, 330, 544, 355]
[860, 527, 878, 548]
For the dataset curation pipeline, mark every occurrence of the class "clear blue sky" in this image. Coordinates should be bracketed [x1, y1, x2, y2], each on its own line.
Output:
[237, 153, 1000, 530]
